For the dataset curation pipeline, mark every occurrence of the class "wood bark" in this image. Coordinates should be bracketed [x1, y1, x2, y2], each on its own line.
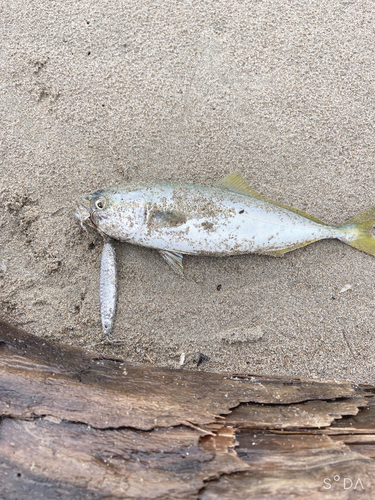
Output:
[1, 319, 374, 499]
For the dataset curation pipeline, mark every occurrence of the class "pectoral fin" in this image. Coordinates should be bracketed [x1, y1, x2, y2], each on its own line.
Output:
[155, 210, 188, 227]
[159, 250, 184, 276]
[215, 172, 325, 225]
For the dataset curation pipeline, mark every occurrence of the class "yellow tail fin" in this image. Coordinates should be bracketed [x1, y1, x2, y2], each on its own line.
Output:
[340, 206, 375, 256]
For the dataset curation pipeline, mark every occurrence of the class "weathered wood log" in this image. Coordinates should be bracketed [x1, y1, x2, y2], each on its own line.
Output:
[1, 319, 375, 499]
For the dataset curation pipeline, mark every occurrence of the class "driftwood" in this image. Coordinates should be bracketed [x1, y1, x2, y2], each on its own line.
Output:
[1, 319, 375, 499]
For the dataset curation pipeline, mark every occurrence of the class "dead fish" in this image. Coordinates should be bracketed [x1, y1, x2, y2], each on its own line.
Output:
[100, 240, 117, 335]
[77, 172, 375, 278]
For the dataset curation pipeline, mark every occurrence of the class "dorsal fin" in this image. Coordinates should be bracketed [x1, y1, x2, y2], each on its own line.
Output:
[214, 172, 325, 225]
[214, 172, 258, 197]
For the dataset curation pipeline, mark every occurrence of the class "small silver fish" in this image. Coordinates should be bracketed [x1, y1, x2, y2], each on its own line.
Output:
[100, 240, 117, 335]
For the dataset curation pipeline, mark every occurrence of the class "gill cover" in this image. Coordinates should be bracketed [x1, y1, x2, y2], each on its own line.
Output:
[90, 189, 147, 240]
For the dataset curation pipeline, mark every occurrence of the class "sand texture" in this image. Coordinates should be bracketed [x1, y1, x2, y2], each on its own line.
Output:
[1, 0, 375, 382]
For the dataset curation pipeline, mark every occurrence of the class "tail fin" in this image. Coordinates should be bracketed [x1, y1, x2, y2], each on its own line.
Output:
[339, 206, 375, 256]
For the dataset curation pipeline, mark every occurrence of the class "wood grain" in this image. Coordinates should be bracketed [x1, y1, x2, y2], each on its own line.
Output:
[1, 320, 375, 499]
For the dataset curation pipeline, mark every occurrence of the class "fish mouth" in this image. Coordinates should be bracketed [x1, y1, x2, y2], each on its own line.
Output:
[76, 198, 96, 230]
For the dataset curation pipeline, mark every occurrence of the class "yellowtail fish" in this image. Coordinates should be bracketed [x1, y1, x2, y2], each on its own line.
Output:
[77, 173, 375, 332]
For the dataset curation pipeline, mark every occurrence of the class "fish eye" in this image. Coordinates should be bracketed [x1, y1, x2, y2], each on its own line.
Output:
[95, 199, 105, 210]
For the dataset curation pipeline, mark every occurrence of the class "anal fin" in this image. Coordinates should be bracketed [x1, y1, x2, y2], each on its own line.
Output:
[159, 250, 184, 276]
[262, 238, 320, 256]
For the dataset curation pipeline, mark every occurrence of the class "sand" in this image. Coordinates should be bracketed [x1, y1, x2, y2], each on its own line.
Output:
[1, 0, 375, 383]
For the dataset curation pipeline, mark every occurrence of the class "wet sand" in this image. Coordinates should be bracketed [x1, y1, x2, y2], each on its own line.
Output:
[1, 0, 375, 383]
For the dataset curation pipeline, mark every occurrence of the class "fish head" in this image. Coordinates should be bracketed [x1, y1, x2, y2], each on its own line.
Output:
[76, 188, 147, 240]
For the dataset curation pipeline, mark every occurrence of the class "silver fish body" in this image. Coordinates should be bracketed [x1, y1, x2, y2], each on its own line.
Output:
[100, 240, 117, 335]
[77, 173, 375, 276]
[126, 184, 339, 256]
